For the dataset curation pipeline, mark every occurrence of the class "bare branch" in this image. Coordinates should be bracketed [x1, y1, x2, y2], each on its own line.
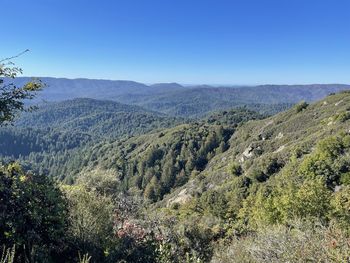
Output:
[0, 49, 30, 63]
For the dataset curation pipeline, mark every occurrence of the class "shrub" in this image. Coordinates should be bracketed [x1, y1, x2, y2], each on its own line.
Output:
[0, 163, 68, 262]
[211, 220, 350, 263]
[0, 246, 15, 263]
[331, 186, 350, 229]
[61, 185, 115, 259]
[227, 162, 242, 176]
[295, 101, 308, 113]
[334, 111, 350, 122]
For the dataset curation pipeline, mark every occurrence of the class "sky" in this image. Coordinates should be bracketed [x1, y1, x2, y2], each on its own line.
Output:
[1, 0, 350, 85]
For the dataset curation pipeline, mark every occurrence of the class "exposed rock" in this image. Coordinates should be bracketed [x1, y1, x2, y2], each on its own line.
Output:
[276, 132, 284, 139]
[239, 156, 245, 163]
[335, 100, 344, 106]
[167, 189, 192, 207]
[257, 121, 275, 141]
[274, 145, 285, 153]
[335, 185, 342, 192]
[243, 146, 254, 158]
[206, 183, 215, 190]
[265, 120, 274, 126]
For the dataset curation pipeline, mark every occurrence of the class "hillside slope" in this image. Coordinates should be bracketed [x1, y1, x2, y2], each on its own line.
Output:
[63, 108, 263, 191]
[157, 91, 350, 232]
[131, 84, 350, 116]
[53, 91, 350, 262]
[16, 98, 180, 136]
[0, 98, 183, 178]
[12, 77, 350, 117]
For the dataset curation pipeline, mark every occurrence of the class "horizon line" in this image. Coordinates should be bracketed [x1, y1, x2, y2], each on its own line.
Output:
[16, 76, 350, 87]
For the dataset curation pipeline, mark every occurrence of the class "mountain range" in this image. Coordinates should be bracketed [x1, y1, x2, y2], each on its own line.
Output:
[11, 77, 350, 117]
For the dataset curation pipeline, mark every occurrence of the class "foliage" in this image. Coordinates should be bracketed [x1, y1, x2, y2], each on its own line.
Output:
[159, 92, 350, 261]
[0, 246, 15, 263]
[61, 184, 115, 260]
[78, 253, 92, 263]
[331, 186, 350, 229]
[211, 220, 350, 263]
[227, 162, 243, 176]
[2, 72, 350, 262]
[0, 163, 68, 262]
[0, 53, 43, 125]
[0, 98, 184, 179]
[295, 101, 308, 113]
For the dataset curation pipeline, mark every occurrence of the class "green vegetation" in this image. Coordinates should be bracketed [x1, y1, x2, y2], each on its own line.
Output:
[211, 220, 350, 262]
[16, 77, 349, 117]
[0, 163, 68, 262]
[152, 91, 350, 261]
[0, 98, 184, 179]
[0, 53, 43, 125]
[15, 98, 182, 137]
[2, 61, 350, 262]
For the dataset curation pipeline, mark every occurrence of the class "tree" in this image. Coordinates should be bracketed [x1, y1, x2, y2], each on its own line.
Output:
[331, 186, 350, 228]
[227, 162, 242, 176]
[295, 101, 308, 113]
[61, 185, 115, 259]
[0, 51, 43, 125]
[0, 162, 68, 262]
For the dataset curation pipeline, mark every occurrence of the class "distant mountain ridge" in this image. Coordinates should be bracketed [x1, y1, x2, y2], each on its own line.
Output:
[15, 98, 181, 137]
[11, 77, 350, 117]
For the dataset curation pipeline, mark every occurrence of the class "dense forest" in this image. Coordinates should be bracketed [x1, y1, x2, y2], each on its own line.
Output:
[12, 77, 350, 117]
[2, 65, 350, 262]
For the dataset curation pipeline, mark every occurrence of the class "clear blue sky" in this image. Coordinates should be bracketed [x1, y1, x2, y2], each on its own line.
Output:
[2, 0, 350, 84]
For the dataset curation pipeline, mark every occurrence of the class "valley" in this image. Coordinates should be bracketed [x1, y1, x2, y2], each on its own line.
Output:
[1, 76, 350, 262]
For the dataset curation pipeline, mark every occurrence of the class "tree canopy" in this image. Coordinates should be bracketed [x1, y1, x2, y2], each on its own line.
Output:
[0, 51, 43, 125]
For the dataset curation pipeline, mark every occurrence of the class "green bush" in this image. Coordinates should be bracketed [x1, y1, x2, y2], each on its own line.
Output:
[295, 101, 308, 113]
[331, 186, 350, 229]
[334, 111, 350, 122]
[0, 163, 68, 262]
[227, 162, 242, 176]
[211, 220, 350, 263]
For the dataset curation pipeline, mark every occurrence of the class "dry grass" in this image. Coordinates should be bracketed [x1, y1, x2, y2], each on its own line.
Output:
[211, 220, 350, 263]
[0, 246, 15, 263]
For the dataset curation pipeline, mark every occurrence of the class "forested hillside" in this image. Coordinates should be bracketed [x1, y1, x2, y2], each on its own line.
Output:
[3, 0, 350, 261]
[151, 91, 350, 262]
[12, 77, 350, 117]
[56, 108, 263, 196]
[42, 90, 350, 262]
[3, 74, 350, 262]
[0, 98, 184, 179]
[128, 85, 349, 117]
[15, 98, 181, 136]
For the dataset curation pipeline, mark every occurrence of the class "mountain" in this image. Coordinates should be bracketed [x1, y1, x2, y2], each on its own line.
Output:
[11, 77, 350, 117]
[131, 84, 350, 116]
[52, 90, 350, 261]
[163, 90, 350, 203]
[3, 85, 350, 261]
[65, 91, 350, 206]
[0, 98, 184, 178]
[9, 77, 186, 103]
[50, 107, 263, 190]
[15, 98, 181, 136]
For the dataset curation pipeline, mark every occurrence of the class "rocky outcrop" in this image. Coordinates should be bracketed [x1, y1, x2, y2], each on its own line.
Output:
[167, 189, 192, 207]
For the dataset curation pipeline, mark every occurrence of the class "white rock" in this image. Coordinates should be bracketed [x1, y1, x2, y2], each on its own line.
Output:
[243, 146, 254, 158]
[276, 132, 284, 139]
[274, 145, 285, 153]
[335, 100, 344, 106]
